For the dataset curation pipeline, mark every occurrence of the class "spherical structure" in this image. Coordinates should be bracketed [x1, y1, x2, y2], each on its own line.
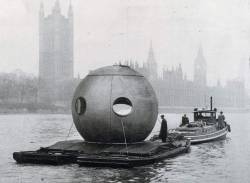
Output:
[72, 65, 158, 143]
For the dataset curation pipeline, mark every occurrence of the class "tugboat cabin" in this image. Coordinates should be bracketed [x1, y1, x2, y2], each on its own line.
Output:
[193, 108, 217, 124]
[193, 96, 217, 124]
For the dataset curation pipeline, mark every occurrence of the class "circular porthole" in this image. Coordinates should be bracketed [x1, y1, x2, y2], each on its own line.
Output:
[75, 97, 86, 115]
[112, 97, 133, 117]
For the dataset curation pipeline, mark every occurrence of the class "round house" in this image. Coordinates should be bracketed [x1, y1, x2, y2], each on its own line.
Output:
[72, 65, 158, 143]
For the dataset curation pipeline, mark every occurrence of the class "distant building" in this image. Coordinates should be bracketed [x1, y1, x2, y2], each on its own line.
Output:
[192, 46, 207, 106]
[38, 0, 74, 105]
[123, 42, 246, 108]
[194, 46, 207, 87]
[146, 41, 158, 81]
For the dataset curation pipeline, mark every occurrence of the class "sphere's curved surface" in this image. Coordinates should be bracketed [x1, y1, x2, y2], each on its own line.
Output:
[72, 65, 158, 143]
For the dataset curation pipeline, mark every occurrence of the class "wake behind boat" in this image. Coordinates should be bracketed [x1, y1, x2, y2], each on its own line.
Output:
[174, 97, 231, 144]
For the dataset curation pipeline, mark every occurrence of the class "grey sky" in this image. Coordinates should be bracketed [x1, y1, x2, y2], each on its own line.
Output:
[1, 0, 250, 86]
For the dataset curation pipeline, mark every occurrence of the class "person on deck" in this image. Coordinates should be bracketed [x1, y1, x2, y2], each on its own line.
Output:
[159, 115, 168, 142]
[218, 111, 225, 129]
[180, 114, 189, 127]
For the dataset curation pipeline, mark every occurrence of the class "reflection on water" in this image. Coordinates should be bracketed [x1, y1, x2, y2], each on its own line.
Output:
[0, 113, 250, 183]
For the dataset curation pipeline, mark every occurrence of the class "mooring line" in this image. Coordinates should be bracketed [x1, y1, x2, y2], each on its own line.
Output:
[120, 119, 129, 157]
[65, 122, 74, 141]
[109, 76, 114, 141]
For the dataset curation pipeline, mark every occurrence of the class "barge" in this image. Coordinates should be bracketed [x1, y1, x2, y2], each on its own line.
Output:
[13, 134, 190, 168]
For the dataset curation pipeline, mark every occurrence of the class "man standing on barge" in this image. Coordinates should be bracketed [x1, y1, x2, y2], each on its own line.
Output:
[159, 115, 168, 142]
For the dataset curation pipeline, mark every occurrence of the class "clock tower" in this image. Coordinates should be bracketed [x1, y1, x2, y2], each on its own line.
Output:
[194, 46, 207, 86]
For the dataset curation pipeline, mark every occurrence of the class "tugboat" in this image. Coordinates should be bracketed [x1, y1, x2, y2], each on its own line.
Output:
[174, 97, 231, 144]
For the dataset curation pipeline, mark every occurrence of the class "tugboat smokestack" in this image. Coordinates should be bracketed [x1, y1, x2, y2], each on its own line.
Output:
[210, 96, 213, 111]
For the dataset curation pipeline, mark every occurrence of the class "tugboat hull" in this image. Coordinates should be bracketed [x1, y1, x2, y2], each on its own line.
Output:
[188, 127, 228, 144]
[175, 96, 231, 145]
[176, 126, 229, 144]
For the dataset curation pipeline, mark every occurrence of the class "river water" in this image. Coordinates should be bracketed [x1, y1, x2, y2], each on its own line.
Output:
[0, 113, 249, 183]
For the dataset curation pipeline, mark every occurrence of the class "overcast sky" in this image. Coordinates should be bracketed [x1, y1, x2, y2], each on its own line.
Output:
[1, 0, 250, 86]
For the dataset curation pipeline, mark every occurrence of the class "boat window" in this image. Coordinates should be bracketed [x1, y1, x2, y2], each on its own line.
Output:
[203, 113, 209, 117]
[75, 97, 86, 115]
[112, 97, 133, 117]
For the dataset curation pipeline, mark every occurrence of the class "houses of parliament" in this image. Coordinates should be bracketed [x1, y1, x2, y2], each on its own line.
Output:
[122, 42, 245, 108]
[38, 1, 245, 108]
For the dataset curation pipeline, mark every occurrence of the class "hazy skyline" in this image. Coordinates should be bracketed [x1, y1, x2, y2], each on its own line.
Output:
[1, 0, 250, 86]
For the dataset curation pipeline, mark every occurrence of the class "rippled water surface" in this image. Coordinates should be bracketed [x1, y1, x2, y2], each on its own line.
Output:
[0, 113, 249, 183]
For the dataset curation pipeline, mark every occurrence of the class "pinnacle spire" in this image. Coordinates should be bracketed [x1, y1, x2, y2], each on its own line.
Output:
[39, 1, 44, 17]
[40, 1, 44, 9]
[53, 0, 61, 14]
[146, 40, 158, 80]
[198, 44, 203, 57]
[195, 44, 206, 65]
[68, 0, 73, 17]
[194, 43, 207, 86]
[178, 63, 182, 72]
[147, 40, 155, 64]
[55, 0, 60, 7]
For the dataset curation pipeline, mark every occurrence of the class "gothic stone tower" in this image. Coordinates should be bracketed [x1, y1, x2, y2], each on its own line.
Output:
[146, 41, 158, 81]
[194, 46, 207, 87]
[38, 0, 73, 104]
[193, 45, 207, 105]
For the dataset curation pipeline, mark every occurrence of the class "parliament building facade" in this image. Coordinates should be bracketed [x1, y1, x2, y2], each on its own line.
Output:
[38, 1, 245, 108]
[124, 43, 245, 108]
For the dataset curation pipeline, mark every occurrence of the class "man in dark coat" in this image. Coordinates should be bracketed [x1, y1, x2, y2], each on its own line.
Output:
[159, 114, 168, 142]
[218, 111, 225, 129]
[180, 114, 189, 127]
